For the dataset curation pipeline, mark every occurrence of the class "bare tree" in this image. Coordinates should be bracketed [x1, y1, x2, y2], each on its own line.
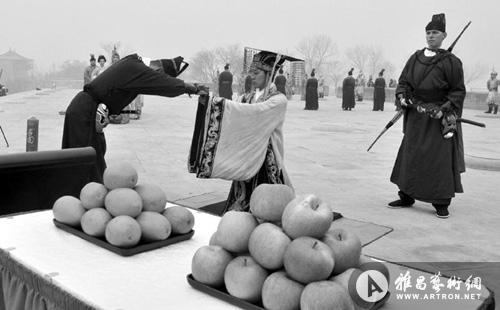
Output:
[323, 59, 346, 94]
[463, 62, 488, 88]
[188, 49, 219, 84]
[100, 41, 122, 58]
[345, 45, 369, 73]
[214, 44, 244, 84]
[366, 47, 384, 77]
[296, 34, 339, 76]
[345, 45, 396, 82]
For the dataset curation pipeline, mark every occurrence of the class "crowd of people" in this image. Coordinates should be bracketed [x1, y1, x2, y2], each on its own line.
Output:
[63, 13, 467, 219]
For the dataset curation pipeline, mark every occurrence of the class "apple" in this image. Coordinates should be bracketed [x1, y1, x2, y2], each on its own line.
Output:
[300, 281, 355, 310]
[209, 231, 221, 246]
[250, 184, 295, 222]
[216, 211, 258, 253]
[248, 223, 291, 270]
[163, 206, 194, 234]
[262, 271, 304, 310]
[191, 245, 233, 287]
[283, 237, 334, 284]
[322, 228, 362, 275]
[224, 256, 268, 303]
[281, 194, 333, 239]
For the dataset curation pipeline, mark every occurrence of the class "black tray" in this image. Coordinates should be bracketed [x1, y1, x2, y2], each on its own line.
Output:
[186, 274, 389, 310]
[53, 219, 194, 257]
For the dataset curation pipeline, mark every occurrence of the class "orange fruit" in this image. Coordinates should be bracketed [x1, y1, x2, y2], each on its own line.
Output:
[105, 216, 142, 247]
[53, 195, 85, 226]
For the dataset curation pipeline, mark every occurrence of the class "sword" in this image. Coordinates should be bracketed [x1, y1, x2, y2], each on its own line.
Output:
[366, 103, 486, 152]
[366, 110, 403, 152]
[0, 125, 9, 147]
[366, 21, 472, 152]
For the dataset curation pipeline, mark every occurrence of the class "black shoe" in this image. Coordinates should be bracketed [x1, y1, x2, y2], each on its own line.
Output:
[387, 199, 414, 208]
[435, 208, 450, 218]
[433, 204, 450, 218]
[388, 191, 415, 208]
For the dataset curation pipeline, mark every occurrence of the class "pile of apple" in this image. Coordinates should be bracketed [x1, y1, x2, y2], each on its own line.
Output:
[53, 162, 194, 248]
[191, 184, 389, 310]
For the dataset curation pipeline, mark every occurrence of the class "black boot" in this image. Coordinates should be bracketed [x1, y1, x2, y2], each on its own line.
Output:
[388, 191, 415, 208]
[494, 105, 498, 114]
[433, 203, 450, 219]
[485, 105, 492, 113]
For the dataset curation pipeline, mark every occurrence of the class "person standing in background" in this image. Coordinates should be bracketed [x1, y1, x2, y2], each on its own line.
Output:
[91, 55, 108, 80]
[304, 69, 319, 110]
[218, 64, 233, 100]
[274, 68, 287, 95]
[83, 54, 96, 86]
[342, 68, 356, 111]
[485, 70, 499, 114]
[373, 69, 386, 111]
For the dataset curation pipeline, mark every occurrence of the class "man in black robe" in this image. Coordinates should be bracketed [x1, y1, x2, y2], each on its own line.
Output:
[274, 68, 287, 95]
[218, 63, 233, 100]
[373, 69, 386, 111]
[62, 54, 205, 182]
[342, 68, 356, 110]
[305, 69, 319, 110]
[388, 14, 466, 219]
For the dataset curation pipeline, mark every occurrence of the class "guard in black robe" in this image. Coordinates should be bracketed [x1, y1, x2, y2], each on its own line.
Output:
[305, 69, 319, 110]
[62, 54, 204, 182]
[342, 68, 356, 110]
[388, 14, 466, 219]
[373, 69, 386, 111]
[218, 64, 233, 100]
[274, 68, 287, 95]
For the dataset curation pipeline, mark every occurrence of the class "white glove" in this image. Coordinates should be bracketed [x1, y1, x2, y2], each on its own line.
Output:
[96, 103, 109, 133]
[212, 97, 225, 104]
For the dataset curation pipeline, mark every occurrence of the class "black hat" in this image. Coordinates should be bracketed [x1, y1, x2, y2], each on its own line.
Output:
[426, 13, 446, 32]
[98, 55, 106, 62]
[249, 48, 302, 75]
[159, 56, 189, 77]
[112, 46, 120, 58]
[90, 54, 96, 61]
[379, 69, 385, 76]
[348, 68, 354, 76]
[224, 63, 230, 70]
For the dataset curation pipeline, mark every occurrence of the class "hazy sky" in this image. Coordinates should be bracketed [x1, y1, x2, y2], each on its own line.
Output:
[1, 0, 498, 87]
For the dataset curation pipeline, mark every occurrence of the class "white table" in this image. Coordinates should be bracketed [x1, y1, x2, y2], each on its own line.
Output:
[0, 204, 237, 310]
[0, 206, 494, 310]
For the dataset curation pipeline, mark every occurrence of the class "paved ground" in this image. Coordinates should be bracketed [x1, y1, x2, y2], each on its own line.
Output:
[1, 89, 499, 265]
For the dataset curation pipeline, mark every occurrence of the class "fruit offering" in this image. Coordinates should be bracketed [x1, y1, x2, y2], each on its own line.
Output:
[191, 183, 389, 310]
[52, 162, 194, 248]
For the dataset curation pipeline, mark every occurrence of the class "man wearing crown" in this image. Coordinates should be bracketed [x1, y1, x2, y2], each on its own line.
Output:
[189, 50, 302, 213]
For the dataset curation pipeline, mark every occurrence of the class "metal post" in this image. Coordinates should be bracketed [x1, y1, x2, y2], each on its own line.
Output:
[26, 117, 38, 152]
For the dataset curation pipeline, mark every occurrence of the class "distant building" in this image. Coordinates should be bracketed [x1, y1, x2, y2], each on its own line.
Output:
[290, 61, 305, 87]
[0, 49, 34, 80]
[0, 50, 34, 93]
